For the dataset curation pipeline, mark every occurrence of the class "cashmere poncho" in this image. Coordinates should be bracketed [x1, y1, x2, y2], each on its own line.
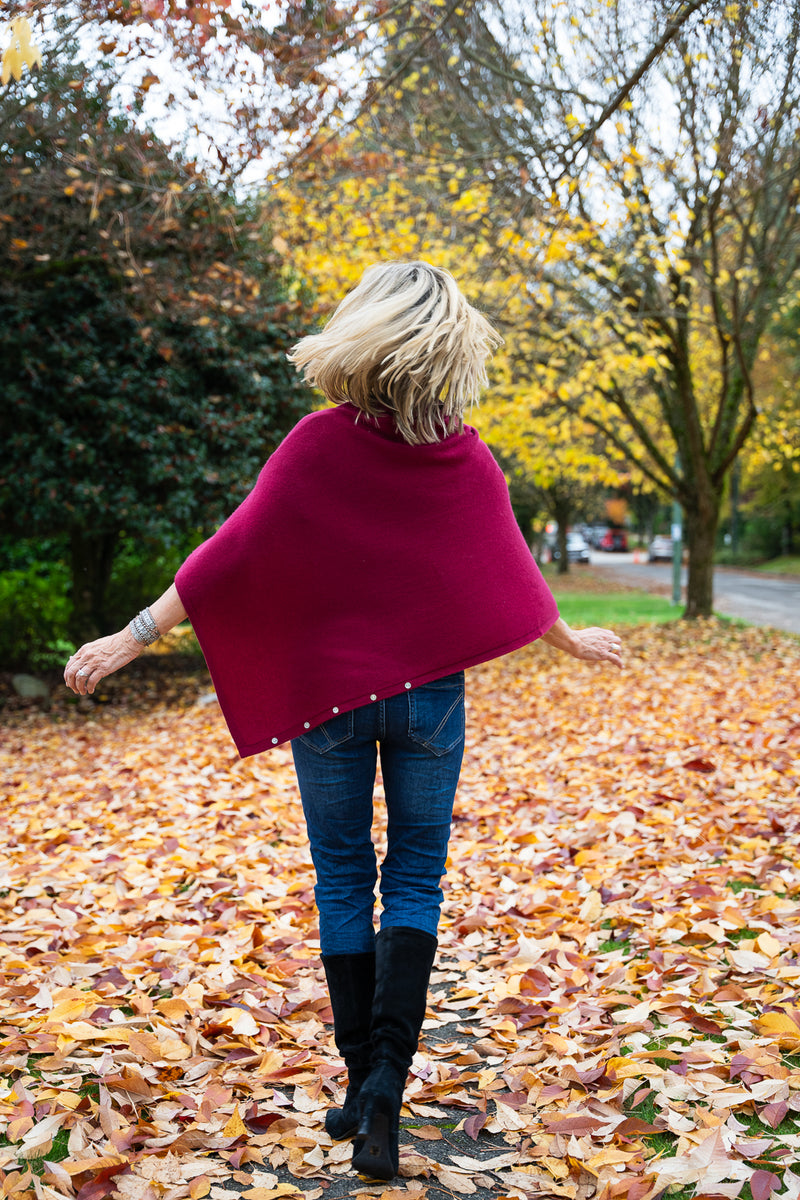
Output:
[175, 403, 559, 756]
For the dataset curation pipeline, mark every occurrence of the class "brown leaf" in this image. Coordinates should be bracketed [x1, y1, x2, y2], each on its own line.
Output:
[243, 1188, 304, 1200]
[411, 1125, 443, 1140]
[758, 1101, 788, 1129]
[430, 1166, 476, 1194]
[681, 757, 716, 773]
[542, 1114, 606, 1135]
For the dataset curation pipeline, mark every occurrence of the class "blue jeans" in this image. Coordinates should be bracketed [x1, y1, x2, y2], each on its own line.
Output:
[291, 673, 465, 955]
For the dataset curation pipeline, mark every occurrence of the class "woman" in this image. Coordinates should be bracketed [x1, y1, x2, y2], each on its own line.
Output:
[65, 261, 623, 1181]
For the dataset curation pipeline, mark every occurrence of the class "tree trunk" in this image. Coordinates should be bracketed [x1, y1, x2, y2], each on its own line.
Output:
[555, 523, 569, 574]
[69, 529, 120, 642]
[683, 488, 720, 619]
[550, 494, 573, 576]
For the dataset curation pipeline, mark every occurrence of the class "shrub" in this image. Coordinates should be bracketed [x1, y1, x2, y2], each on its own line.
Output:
[102, 533, 203, 631]
[0, 564, 75, 671]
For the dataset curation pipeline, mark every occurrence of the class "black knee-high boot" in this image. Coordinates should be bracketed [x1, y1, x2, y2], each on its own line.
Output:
[322, 951, 376, 1140]
[351, 927, 437, 1180]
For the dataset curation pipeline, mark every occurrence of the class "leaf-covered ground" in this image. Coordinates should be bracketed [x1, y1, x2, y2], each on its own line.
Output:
[1, 621, 799, 1200]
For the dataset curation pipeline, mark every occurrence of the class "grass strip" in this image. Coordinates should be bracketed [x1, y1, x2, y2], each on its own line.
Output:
[753, 555, 800, 576]
[550, 590, 678, 626]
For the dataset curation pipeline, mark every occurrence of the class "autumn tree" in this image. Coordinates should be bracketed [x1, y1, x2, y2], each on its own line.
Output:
[0, 58, 311, 639]
[3, 1, 716, 188]
[485, 391, 627, 575]
[0, 0, 359, 179]
[500, 454, 605, 575]
[732, 313, 800, 559]
[264, 137, 633, 574]
[357, 0, 800, 617]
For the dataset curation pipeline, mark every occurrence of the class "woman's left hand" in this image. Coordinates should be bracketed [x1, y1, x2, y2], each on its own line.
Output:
[541, 617, 623, 667]
[64, 628, 143, 696]
[570, 626, 624, 667]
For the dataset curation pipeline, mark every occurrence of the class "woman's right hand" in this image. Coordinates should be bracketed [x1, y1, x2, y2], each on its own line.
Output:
[64, 628, 142, 695]
[64, 584, 189, 696]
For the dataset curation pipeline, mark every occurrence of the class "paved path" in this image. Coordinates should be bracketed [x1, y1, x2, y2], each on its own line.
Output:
[590, 555, 800, 635]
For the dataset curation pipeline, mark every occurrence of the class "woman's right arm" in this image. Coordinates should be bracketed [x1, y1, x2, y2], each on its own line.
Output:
[64, 583, 188, 696]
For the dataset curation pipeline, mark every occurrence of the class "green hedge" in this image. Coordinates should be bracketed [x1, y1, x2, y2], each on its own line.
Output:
[0, 534, 205, 670]
[0, 564, 75, 671]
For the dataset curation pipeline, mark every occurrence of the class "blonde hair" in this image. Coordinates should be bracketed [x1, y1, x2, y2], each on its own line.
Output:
[287, 261, 503, 444]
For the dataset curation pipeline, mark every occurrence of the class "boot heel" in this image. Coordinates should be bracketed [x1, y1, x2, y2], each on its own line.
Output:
[352, 1103, 394, 1180]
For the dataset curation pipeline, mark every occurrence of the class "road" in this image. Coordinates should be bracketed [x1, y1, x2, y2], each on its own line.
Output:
[589, 553, 800, 635]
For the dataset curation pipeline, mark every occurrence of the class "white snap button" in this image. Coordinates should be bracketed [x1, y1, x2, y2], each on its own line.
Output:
[271, 738, 278, 745]
[404, 682, 411, 689]
[332, 707, 339, 714]
[304, 722, 310, 729]
[370, 694, 377, 701]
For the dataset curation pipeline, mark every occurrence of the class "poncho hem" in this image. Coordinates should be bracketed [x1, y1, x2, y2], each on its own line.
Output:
[225, 617, 558, 757]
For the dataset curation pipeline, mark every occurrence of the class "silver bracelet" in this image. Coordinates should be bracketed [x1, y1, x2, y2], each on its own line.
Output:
[138, 608, 159, 642]
[129, 607, 160, 646]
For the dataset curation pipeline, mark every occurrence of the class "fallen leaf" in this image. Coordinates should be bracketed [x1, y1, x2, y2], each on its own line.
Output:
[756, 1011, 800, 1048]
[222, 1105, 248, 1139]
[750, 1170, 783, 1200]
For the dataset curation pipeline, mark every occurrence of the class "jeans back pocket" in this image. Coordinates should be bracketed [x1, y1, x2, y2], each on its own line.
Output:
[407, 673, 465, 757]
[297, 709, 355, 754]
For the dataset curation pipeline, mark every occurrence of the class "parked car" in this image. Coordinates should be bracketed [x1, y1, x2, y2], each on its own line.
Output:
[552, 531, 591, 564]
[599, 528, 628, 552]
[587, 524, 609, 548]
[648, 534, 674, 561]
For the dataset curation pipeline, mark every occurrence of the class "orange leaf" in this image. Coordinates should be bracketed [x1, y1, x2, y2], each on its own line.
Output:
[756, 1011, 800, 1047]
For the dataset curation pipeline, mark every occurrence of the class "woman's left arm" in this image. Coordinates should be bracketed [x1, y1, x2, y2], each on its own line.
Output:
[541, 617, 623, 668]
[64, 583, 188, 696]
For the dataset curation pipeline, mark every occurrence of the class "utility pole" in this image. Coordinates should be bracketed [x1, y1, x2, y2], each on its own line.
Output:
[671, 492, 683, 607]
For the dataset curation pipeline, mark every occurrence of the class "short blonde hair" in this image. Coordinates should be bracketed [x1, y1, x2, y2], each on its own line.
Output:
[287, 261, 503, 444]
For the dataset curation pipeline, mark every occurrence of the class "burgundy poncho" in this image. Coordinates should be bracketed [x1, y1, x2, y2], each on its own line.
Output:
[175, 403, 559, 756]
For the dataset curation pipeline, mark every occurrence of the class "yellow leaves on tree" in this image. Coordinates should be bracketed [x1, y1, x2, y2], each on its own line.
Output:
[1, 17, 41, 85]
[264, 137, 624, 513]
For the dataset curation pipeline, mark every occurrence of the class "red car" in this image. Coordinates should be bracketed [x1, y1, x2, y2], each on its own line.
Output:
[599, 528, 628, 551]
